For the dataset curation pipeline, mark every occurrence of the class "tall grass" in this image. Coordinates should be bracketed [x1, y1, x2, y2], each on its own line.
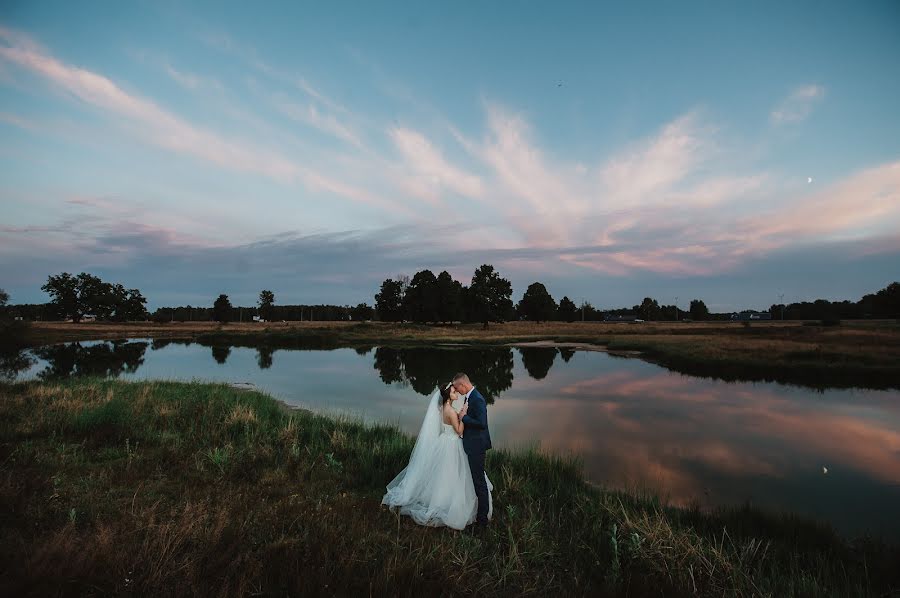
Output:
[0, 379, 897, 596]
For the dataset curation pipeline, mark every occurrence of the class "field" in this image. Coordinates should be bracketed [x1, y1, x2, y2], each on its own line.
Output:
[23, 319, 900, 389]
[2, 378, 897, 597]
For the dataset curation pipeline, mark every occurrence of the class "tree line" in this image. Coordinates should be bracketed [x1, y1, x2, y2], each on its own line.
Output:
[2, 273, 898, 324]
[768, 283, 900, 321]
[375, 264, 716, 324]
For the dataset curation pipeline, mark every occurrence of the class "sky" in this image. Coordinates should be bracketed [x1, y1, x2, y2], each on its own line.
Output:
[1, 1, 899, 312]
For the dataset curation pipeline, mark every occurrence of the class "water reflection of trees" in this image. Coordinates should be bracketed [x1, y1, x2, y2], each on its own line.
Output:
[211, 345, 231, 364]
[518, 347, 558, 380]
[257, 346, 274, 369]
[372, 347, 514, 403]
[32, 341, 149, 379]
[150, 338, 193, 350]
[0, 348, 35, 380]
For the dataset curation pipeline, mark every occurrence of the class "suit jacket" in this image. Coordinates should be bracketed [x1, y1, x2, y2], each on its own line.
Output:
[461, 388, 492, 454]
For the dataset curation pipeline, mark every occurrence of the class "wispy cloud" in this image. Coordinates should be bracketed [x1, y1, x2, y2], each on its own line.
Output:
[163, 63, 223, 93]
[272, 94, 363, 148]
[389, 126, 484, 205]
[0, 26, 400, 213]
[2, 21, 896, 300]
[771, 84, 825, 124]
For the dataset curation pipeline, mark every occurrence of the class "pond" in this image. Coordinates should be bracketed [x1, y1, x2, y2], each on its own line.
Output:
[7, 338, 900, 540]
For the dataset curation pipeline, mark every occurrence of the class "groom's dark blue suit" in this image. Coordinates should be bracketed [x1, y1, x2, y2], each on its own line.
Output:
[461, 387, 491, 525]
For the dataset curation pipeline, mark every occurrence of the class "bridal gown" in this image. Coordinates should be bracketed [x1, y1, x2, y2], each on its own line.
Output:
[383, 421, 493, 530]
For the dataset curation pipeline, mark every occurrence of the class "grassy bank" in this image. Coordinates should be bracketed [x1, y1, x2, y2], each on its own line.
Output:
[1, 379, 897, 596]
[24, 320, 900, 390]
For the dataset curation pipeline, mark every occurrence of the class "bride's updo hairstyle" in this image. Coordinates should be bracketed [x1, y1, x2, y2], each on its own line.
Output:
[438, 383, 453, 406]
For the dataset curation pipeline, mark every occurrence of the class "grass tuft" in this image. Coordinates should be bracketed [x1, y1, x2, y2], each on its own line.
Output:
[0, 378, 896, 596]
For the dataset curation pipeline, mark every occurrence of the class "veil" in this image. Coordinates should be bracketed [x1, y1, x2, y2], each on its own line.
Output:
[382, 389, 443, 508]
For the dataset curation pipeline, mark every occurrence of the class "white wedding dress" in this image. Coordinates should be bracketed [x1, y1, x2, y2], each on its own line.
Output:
[382, 390, 493, 530]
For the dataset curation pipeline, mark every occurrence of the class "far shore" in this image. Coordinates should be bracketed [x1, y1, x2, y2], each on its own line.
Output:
[19, 319, 900, 390]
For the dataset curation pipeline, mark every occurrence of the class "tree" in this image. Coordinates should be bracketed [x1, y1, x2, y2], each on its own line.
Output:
[403, 270, 439, 323]
[557, 296, 577, 322]
[689, 299, 710, 321]
[213, 294, 233, 323]
[41, 272, 148, 322]
[436, 271, 462, 323]
[41, 272, 85, 322]
[517, 282, 557, 323]
[0, 288, 8, 307]
[467, 265, 513, 327]
[375, 279, 405, 322]
[637, 297, 661, 321]
[121, 288, 149, 321]
[258, 290, 275, 321]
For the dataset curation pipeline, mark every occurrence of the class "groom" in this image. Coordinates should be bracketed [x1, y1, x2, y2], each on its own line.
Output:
[453, 372, 492, 530]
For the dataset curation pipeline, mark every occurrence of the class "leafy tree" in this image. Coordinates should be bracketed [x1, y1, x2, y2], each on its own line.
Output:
[636, 297, 662, 321]
[467, 264, 513, 327]
[436, 271, 462, 323]
[557, 296, 577, 322]
[517, 282, 557, 323]
[106, 284, 148, 321]
[403, 270, 439, 323]
[0, 288, 8, 308]
[213, 294, 233, 323]
[121, 288, 149, 321]
[861, 281, 899, 318]
[258, 290, 275, 321]
[42, 273, 79, 321]
[689, 299, 710, 321]
[41, 272, 147, 322]
[41, 272, 93, 322]
[375, 279, 405, 322]
[660, 304, 678, 321]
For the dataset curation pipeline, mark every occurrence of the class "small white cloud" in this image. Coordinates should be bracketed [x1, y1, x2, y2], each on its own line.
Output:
[771, 84, 825, 124]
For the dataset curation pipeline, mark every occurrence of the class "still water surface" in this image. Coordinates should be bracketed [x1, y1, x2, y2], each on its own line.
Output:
[12, 338, 900, 539]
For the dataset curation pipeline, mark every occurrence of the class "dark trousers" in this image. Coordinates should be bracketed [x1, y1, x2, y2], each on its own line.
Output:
[466, 450, 489, 525]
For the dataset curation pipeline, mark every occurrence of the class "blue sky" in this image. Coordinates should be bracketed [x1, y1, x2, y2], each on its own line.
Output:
[1, 1, 898, 311]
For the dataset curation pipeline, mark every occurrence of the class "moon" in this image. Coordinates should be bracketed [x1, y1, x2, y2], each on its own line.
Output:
[807, 177, 813, 184]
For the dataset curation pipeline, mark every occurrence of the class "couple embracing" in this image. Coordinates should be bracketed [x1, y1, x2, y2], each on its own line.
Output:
[382, 373, 493, 532]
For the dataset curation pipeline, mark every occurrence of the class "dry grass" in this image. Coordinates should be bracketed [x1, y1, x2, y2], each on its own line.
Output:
[1, 378, 897, 597]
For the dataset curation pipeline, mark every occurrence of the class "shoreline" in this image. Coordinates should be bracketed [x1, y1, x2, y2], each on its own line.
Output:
[14, 320, 900, 390]
[2, 377, 897, 596]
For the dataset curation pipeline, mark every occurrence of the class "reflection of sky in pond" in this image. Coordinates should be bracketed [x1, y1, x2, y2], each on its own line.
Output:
[14, 339, 900, 539]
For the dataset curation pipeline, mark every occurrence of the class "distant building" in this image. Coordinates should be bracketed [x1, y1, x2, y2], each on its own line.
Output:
[730, 311, 772, 321]
[604, 313, 637, 322]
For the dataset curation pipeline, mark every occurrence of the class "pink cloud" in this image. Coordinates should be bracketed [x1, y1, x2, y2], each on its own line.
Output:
[389, 126, 484, 205]
[0, 27, 401, 214]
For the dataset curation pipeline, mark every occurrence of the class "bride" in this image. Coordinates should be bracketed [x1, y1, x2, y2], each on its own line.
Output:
[382, 383, 493, 530]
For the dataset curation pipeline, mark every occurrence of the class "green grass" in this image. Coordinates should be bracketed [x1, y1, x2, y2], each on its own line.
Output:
[1, 379, 897, 596]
